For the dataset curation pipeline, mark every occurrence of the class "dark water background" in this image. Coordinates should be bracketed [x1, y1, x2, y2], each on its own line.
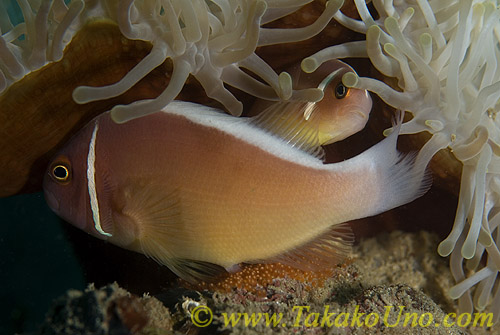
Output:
[0, 194, 85, 334]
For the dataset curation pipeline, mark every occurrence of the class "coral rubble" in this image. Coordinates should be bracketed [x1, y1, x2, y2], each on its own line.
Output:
[39, 231, 497, 335]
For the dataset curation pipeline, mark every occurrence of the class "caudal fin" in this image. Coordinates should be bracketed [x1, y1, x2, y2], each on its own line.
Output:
[350, 112, 432, 216]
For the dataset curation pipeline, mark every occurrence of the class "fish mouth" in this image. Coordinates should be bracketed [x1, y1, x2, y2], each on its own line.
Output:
[351, 108, 369, 120]
[44, 189, 60, 212]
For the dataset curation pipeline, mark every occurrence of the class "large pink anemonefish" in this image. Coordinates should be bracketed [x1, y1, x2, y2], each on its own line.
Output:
[43, 100, 429, 283]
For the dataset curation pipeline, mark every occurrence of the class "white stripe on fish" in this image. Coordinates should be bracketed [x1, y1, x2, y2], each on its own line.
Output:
[87, 120, 111, 237]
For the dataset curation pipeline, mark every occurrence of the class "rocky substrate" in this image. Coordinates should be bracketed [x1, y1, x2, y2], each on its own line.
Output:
[37, 231, 497, 334]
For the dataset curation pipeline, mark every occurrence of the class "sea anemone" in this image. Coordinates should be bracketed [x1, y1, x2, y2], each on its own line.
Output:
[1, 0, 351, 196]
[301, 0, 500, 320]
[1, 0, 346, 125]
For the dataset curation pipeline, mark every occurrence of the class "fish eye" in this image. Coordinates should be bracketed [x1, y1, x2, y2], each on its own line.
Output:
[52, 164, 70, 182]
[334, 82, 349, 99]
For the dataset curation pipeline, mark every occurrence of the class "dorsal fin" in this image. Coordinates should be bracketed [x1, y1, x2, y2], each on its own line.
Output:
[249, 101, 325, 160]
[117, 183, 228, 283]
[250, 223, 354, 271]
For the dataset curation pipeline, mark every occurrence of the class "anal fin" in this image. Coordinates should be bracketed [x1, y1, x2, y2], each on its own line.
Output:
[253, 223, 354, 272]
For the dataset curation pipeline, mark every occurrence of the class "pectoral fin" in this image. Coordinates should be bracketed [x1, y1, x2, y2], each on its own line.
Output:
[249, 101, 325, 160]
[117, 183, 228, 283]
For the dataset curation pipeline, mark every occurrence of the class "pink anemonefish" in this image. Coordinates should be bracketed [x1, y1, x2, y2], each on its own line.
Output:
[250, 59, 373, 158]
[43, 71, 429, 283]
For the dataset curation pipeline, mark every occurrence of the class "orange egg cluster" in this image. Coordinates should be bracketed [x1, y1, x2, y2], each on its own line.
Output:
[181, 262, 346, 295]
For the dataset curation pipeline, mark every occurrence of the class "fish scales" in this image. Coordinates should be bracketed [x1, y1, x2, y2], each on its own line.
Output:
[78, 106, 363, 256]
